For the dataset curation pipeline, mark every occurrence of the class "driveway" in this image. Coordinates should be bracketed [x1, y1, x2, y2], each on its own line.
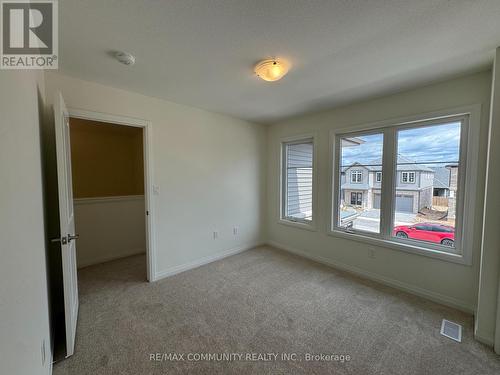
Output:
[352, 209, 417, 233]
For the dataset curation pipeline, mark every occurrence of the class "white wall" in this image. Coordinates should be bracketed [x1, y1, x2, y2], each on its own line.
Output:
[267, 71, 492, 313]
[74, 196, 146, 268]
[476, 48, 500, 350]
[0, 71, 51, 374]
[44, 72, 267, 280]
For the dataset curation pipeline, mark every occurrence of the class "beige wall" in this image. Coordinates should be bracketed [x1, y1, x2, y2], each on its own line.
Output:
[477, 48, 500, 351]
[267, 71, 491, 315]
[69, 118, 144, 198]
[44, 71, 267, 280]
[0, 70, 52, 374]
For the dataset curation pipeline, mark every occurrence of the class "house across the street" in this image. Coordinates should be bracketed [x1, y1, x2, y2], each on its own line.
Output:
[431, 167, 451, 197]
[341, 155, 434, 214]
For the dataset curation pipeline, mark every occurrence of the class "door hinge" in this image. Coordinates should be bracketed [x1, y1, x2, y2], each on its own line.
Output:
[146, 210, 149, 216]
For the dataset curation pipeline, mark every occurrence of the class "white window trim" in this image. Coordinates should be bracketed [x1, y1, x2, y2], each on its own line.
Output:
[328, 105, 481, 265]
[351, 170, 362, 183]
[279, 133, 318, 231]
[401, 171, 416, 184]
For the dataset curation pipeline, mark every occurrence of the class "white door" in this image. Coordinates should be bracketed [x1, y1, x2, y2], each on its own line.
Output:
[54, 92, 79, 357]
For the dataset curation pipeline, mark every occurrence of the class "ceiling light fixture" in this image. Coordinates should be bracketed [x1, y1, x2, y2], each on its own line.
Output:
[254, 58, 289, 82]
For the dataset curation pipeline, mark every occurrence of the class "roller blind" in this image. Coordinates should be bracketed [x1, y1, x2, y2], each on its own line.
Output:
[283, 140, 313, 222]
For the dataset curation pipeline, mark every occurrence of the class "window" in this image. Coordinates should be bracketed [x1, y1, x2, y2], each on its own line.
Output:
[332, 112, 474, 262]
[401, 171, 415, 183]
[281, 138, 314, 224]
[393, 122, 461, 248]
[337, 132, 384, 233]
[351, 170, 362, 183]
[351, 192, 362, 206]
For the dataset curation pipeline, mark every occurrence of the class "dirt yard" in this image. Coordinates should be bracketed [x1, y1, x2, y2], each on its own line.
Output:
[416, 207, 455, 226]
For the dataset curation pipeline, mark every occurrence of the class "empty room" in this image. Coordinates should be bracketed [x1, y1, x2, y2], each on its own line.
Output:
[2, 1, 500, 374]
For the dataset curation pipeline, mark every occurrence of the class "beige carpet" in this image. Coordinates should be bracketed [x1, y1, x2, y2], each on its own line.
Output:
[53, 246, 500, 374]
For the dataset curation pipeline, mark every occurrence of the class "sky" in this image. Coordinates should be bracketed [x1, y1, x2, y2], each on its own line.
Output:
[341, 122, 461, 168]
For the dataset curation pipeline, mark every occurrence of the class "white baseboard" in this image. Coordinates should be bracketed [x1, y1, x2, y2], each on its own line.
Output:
[77, 248, 146, 269]
[267, 240, 474, 314]
[153, 242, 263, 282]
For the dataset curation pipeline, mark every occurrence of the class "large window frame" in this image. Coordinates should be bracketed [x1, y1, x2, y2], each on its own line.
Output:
[279, 134, 317, 230]
[329, 106, 481, 265]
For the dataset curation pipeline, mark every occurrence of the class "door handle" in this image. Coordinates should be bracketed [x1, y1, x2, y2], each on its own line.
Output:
[51, 236, 68, 245]
[67, 234, 79, 243]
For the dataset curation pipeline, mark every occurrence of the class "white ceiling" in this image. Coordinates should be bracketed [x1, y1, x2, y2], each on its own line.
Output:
[60, 1, 500, 124]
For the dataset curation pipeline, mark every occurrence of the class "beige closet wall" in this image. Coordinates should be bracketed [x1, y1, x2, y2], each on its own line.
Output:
[69, 118, 144, 198]
[69, 118, 147, 268]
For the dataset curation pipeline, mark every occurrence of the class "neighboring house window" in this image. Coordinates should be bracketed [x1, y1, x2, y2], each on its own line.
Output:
[351, 192, 362, 206]
[281, 138, 314, 224]
[333, 112, 476, 263]
[401, 171, 415, 183]
[351, 170, 362, 183]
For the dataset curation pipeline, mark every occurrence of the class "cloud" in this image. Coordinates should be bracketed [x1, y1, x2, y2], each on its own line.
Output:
[341, 122, 461, 167]
[342, 133, 383, 166]
[397, 122, 460, 165]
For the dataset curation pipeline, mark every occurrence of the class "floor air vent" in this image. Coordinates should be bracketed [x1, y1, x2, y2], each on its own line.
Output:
[440, 319, 462, 342]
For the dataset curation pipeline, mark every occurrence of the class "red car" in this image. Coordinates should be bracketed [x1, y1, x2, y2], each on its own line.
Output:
[393, 223, 455, 247]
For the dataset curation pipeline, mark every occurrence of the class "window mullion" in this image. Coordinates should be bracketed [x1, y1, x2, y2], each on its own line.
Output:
[380, 128, 396, 239]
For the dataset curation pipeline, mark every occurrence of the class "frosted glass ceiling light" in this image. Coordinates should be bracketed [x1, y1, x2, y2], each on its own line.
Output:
[254, 59, 289, 82]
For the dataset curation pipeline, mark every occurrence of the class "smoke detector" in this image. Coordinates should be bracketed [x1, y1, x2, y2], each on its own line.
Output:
[114, 51, 135, 66]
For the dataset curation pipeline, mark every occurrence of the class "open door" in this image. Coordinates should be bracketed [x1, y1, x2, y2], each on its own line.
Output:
[53, 92, 79, 357]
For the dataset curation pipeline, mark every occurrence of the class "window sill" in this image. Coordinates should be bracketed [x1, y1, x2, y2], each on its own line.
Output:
[327, 229, 471, 266]
[278, 219, 317, 232]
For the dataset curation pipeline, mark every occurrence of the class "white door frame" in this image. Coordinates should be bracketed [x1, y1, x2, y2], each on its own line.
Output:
[67, 108, 156, 282]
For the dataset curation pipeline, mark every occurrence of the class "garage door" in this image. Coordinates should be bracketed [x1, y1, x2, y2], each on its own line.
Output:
[395, 195, 413, 213]
[373, 193, 381, 209]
